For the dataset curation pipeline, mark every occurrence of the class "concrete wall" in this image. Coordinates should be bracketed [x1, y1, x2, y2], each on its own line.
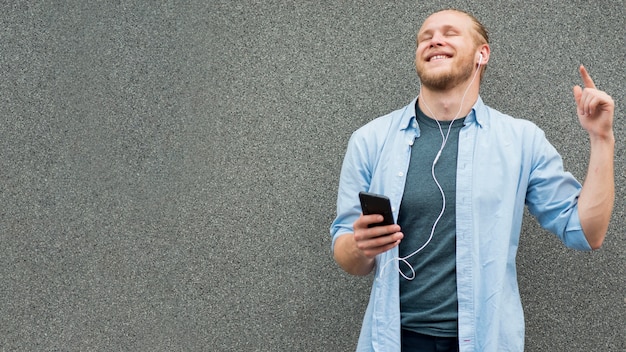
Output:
[1, 1, 623, 351]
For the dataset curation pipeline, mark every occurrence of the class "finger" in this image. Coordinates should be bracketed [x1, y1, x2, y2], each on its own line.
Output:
[582, 96, 593, 116]
[585, 95, 601, 116]
[361, 240, 400, 258]
[354, 214, 381, 230]
[582, 89, 607, 116]
[580, 90, 592, 116]
[368, 239, 402, 257]
[356, 231, 403, 255]
[573, 85, 585, 115]
[579, 65, 597, 89]
[354, 215, 399, 240]
[573, 85, 582, 104]
[362, 223, 401, 240]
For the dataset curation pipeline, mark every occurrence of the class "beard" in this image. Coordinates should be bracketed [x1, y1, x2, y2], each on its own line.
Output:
[416, 55, 475, 91]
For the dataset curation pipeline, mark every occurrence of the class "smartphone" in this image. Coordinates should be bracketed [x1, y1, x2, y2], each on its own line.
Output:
[358, 191, 395, 228]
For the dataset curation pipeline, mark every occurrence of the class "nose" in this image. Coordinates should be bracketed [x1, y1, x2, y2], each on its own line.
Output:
[429, 32, 445, 47]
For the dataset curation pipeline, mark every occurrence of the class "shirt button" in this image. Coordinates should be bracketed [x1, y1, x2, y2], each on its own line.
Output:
[398, 172, 404, 177]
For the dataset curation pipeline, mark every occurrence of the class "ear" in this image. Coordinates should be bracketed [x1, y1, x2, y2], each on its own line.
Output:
[476, 44, 490, 65]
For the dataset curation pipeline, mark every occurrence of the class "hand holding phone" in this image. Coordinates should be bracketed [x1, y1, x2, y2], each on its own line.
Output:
[359, 191, 395, 228]
[346, 192, 402, 264]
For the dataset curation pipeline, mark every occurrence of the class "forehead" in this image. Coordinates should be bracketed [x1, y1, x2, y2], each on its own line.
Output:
[419, 10, 474, 34]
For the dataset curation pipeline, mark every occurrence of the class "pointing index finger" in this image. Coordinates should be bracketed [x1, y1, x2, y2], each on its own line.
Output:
[579, 65, 597, 89]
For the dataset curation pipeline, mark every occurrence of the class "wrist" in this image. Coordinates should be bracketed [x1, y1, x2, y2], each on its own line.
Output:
[334, 233, 376, 276]
[589, 130, 615, 145]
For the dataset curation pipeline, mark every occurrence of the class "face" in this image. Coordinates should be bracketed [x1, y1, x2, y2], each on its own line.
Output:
[415, 10, 483, 91]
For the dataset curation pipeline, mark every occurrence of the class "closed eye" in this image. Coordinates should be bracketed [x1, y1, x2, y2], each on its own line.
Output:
[418, 34, 432, 43]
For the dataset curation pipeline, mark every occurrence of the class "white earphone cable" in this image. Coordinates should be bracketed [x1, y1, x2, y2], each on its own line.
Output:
[378, 56, 483, 280]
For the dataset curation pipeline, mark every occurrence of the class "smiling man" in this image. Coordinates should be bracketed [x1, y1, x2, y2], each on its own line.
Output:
[330, 9, 615, 352]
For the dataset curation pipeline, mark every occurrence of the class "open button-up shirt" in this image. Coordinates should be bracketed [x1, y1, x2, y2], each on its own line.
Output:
[330, 97, 591, 352]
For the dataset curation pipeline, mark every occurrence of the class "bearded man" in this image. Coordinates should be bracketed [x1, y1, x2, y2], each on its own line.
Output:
[330, 8, 615, 352]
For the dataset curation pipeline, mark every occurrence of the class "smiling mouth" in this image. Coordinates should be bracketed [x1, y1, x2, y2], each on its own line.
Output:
[429, 54, 451, 62]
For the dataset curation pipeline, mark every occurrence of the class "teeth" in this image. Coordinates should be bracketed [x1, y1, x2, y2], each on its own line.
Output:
[430, 55, 449, 61]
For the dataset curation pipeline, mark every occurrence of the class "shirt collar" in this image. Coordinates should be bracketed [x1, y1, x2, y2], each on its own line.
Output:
[466, 96, 487, 128]
[400, 97, 419, 131]
[401, 95, 488, 131]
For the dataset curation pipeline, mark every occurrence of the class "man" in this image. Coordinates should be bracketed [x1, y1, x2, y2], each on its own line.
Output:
[330, 9, 614, 352]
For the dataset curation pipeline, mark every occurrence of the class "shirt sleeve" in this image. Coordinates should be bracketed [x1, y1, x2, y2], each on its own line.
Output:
[525, 127, 592, 251]
[329, 131, 372, 250]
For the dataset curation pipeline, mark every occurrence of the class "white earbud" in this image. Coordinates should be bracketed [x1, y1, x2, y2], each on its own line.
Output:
[478, 53, 483, 64]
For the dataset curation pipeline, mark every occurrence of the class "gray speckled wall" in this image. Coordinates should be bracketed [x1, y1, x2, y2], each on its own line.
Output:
[1, 1, 623, 351]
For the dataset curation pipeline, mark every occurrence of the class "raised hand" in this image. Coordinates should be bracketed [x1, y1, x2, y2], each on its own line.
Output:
[572, 65, 614, 140]
[572, 65, 615, 250]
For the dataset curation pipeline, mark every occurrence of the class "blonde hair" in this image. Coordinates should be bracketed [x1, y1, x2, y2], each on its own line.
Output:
[438, 8, 489, 46]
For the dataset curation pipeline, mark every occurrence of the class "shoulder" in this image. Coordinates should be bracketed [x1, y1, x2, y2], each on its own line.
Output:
[356, 106, 408, 132]
[482, 104, 544, 138]
[351, 103, 413, 142]
[343, 102, 414, 170]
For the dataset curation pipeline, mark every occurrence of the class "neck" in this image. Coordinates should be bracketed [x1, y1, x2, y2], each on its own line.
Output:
[418, 70, 482, 121]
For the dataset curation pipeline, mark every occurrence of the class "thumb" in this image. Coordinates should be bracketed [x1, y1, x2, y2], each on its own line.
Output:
[573, 85, 583, 114]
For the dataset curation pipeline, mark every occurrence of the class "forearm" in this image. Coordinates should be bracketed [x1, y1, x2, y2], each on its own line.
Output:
[333, 233, 376, 276]
[577, 132, 615, 249]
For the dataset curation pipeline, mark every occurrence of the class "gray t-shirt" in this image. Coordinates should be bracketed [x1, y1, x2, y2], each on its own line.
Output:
[397, 103, 464, 337]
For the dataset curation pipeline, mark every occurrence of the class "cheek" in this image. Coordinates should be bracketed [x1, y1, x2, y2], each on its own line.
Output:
[415, 43, 428, 57]
[415, 47, 424, 63]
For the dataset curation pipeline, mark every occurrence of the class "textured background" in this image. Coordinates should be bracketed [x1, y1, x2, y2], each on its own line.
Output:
[1, 0, 624, 351]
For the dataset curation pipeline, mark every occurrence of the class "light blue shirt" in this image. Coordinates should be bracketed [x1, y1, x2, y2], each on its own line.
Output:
[330, 96, 591, 352]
